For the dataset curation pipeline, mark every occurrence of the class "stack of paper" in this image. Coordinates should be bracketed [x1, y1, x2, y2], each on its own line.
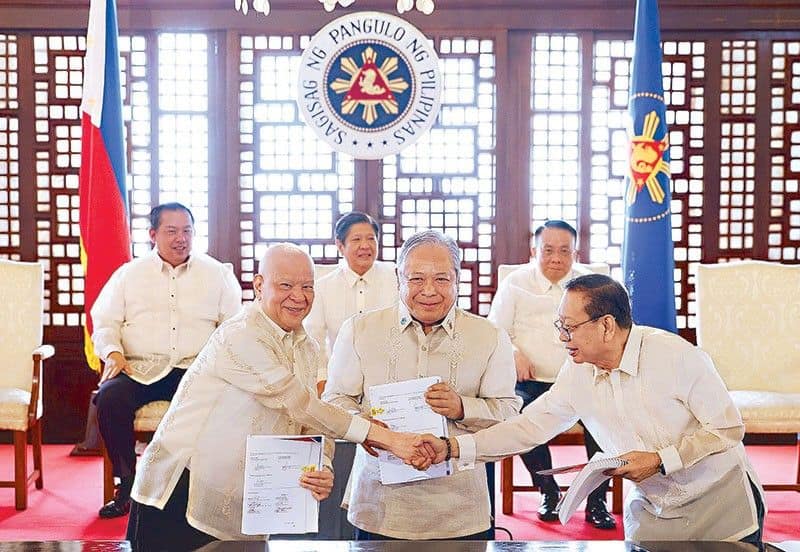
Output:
[537, 454, 627, 525]
[241, 435, 323, 535]
[368, 376, 452, 485]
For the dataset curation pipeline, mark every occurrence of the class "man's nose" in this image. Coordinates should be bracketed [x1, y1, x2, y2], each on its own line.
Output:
[421, 279, 437, 294]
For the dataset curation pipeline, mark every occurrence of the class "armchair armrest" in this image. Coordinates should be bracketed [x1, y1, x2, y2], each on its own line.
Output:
[28, 344, 54, 425]
[32, 344, 55, 360]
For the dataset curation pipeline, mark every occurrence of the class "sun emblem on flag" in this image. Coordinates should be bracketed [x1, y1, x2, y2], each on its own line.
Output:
[329, 46, 410, 126]
[627, 110, 670, 205]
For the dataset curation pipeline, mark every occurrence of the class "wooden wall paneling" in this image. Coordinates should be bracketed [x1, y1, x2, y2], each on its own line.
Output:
[494, 30, 531, 267]
[16, 35, 36, 262]
[701, 38, 722, 263]
[219, 30, 244, 275]
[578, 30, 593, 264]
[2, 3, 800, 441]
[753, 37, 773, 260]
[207, 31, 230, 262]
[768, 38, 800, 262]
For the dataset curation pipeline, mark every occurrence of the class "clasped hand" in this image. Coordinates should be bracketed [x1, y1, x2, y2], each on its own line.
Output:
[360, 383, 464, 470]
[366, 431, 451, 471]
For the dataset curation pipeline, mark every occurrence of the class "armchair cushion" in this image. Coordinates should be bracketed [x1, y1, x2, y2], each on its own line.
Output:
[729, 390, 800, 433]
[133, 400, 171, 433]
[0, 388, 42, 431]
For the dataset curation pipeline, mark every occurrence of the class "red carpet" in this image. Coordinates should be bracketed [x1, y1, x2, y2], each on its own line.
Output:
[0, 444, 798, 542]
[495, 444, 800, 542]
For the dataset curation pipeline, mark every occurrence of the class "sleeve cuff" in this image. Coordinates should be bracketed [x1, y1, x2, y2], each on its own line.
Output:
[658, 445, 683, 475]
[454, 434, 477, 472]
[98, 345, 122, 362]
[343, 415, 370, 444]
[459, 396, 480, 422]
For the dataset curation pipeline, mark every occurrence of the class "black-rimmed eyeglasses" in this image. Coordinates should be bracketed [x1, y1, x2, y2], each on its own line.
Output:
[553, 316, 603, 341]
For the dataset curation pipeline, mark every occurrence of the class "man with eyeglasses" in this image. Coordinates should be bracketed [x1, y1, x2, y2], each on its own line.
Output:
[488, 220, 614, 528]
[418, 274, 766, 545]
[323, 230, 520, 540]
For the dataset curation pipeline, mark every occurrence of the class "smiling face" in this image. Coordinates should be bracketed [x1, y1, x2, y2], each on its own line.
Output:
[533, 226, 577, 284]
[337, 222, 379, 276]
[149, 208, 194, 267]
[253, 248, 315, 332]
[399, 243, 458, 328]
[557, 290, 605, 365]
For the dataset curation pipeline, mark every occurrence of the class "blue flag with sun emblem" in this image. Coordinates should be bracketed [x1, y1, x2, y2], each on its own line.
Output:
[622, 0, 677, 333]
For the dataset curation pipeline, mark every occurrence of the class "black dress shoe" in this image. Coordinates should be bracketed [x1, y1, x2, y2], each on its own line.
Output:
[537, 492, 561, 522]
[99, 494, 131, 518]
[585, 501, 616, 529]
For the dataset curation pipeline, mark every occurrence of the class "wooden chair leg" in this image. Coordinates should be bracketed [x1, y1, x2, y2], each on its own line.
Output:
[611, 475, 623, 514]
[32, 420, 43, 489]
[13, 430, 27, 510]
[795, 439, 800, 487]
[101, 440, 114, 504]
[501, 457, 514, 515]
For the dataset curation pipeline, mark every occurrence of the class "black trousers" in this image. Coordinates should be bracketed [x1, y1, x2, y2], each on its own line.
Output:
[127, 468, 217, 552]
[740, 478, 766, 551]
[95, 369, 185, 479]
[516, 380, 610, 504]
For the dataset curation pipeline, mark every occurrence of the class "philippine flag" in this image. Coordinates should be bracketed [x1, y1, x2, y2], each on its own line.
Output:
[78, 0, 132, 371]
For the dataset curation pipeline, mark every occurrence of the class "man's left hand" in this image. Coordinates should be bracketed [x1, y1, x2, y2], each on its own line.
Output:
[425, 383, 464, 420]
[299, 467, 334, 501]
[608, 451, 662, 483]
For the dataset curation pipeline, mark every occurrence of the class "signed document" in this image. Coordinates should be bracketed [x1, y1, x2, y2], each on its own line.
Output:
[552, 453, 626, 525]
[241, 435, 323, 535]
[368, 376, 452, 485]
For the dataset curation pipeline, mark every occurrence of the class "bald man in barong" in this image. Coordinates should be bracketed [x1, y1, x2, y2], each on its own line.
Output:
[126, 243, 430, 551]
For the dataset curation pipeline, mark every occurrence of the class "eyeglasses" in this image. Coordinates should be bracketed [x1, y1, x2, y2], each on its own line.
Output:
[553, 316, 603, 341]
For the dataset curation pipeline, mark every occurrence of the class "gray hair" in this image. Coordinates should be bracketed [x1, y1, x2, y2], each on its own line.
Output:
[397, 230, 461, 277]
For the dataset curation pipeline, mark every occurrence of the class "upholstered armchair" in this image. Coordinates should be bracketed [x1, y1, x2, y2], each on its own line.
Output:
[101, 400, 170, 503]
[495, 262, 623, 515]
[0, 259, 53, 510]
[696, 260, 800, 492]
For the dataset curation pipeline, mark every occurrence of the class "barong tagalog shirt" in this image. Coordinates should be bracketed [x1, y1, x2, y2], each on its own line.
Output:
[323, 303, 521, 539]
[91, 250, 243, 383]
[305, 259, 398, 380]
[488, 262, 590, 382]
[455, 325, 765, 541]
[130, 302, 371, 540]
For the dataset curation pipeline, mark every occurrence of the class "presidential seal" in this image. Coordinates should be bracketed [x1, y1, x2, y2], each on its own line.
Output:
[297, 12, 442, 159]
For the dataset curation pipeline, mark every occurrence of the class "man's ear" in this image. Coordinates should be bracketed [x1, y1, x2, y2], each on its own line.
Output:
[335, 239, 345, 256]
[530, 246, 537, 260]
[602, 315, 615, 342]
[149, 227, 157, 246]
[253, 274, 264, 298]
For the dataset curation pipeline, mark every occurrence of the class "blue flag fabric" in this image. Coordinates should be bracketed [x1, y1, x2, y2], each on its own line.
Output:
[622, 0, 678, 333]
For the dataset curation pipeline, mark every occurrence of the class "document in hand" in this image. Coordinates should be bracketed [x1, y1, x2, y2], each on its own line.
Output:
[368, 376, 453, 485]
[241, 435, 323, 535]
[550, 454, 626, 525]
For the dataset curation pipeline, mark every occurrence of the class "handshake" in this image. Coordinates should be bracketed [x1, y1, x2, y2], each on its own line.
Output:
[358, 382, 466, 469]
[362, 421, 458, 471]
